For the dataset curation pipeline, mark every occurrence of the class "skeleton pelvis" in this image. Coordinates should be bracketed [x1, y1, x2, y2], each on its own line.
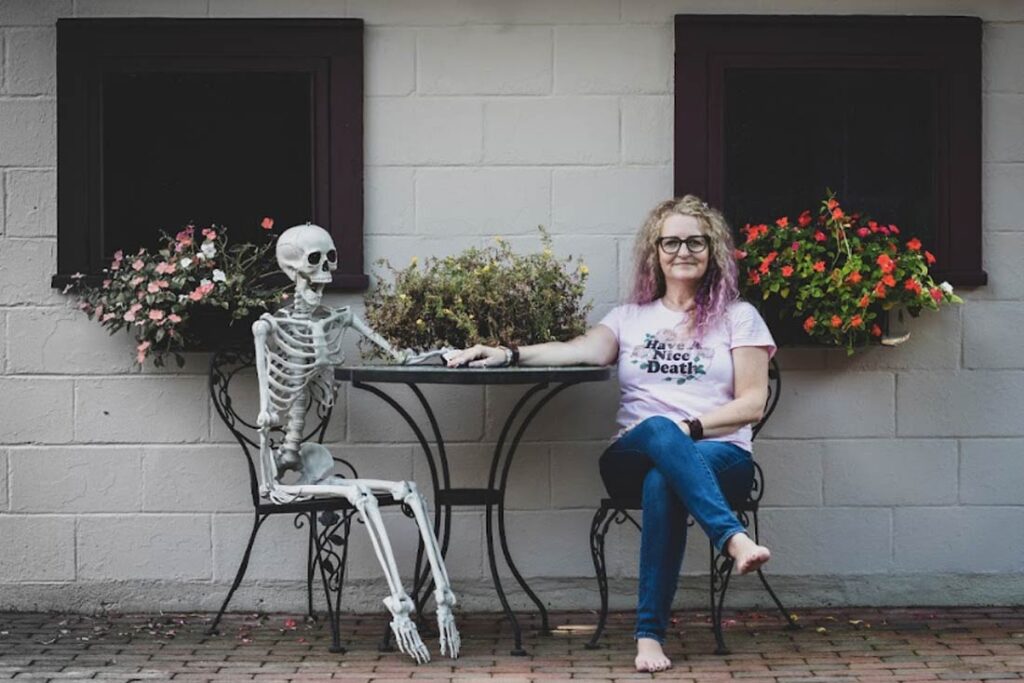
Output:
[274, 443, 336, 486]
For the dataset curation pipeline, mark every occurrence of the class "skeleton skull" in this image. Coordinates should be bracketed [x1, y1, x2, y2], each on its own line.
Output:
[276, 223, 338, 285]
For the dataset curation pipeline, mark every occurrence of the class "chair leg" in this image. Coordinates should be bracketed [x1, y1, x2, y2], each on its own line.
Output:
[709, 541, 735, 656]
[311, 510, 351, 654]
[208, 513, 267, 635]
[306, 512, 316, 619]
[750, 511, 799, 630]
[586, 504, 616, 650]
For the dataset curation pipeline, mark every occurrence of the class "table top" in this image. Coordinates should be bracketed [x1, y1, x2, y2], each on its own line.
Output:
[334, 364, 613, 385]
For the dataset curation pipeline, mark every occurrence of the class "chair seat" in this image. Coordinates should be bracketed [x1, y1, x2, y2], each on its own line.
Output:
[256, 493, 400, 516]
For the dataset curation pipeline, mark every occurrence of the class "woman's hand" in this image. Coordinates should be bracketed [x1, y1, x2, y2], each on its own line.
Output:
[445, 344, 507, 368]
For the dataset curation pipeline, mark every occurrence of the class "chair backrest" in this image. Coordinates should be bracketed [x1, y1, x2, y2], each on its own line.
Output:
[209, 346, 340, 506]
[745, 357, 781, 508]
[751, 357, 781, 440]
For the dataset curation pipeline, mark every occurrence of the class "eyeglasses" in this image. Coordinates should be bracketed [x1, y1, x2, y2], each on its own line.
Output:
[656, 235, 710, 255]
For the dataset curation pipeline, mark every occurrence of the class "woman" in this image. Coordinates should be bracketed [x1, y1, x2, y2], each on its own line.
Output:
[445, 196, 774, 673]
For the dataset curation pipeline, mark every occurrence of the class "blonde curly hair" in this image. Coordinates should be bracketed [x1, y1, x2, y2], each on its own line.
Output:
[630, 195, 740, 336]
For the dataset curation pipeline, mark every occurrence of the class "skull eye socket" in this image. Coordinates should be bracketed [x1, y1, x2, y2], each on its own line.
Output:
[307, 251, 322, 265]
[326, 249, 337, 263]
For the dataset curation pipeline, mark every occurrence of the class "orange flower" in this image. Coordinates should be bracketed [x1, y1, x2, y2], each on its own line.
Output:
[924, 250, 936, 265]
[830, 315, 843, 328]
[813, 260, 826, 273]
[904, 278, 922, 295]
[858, 295, 870, 308]
[871, 324, 883, 337]
[847, 271, 863, 284]
[832, 207, 844, 220]
[260, 216, 275, 230]
[776, 216, 789, 228]
[748, 269, 761, 285]
[758, 251, 778, 274]
[874, 282, 888, 298]
[803, 316, 816, 333]
[882, 274, 896, 287]
[827, 198, 839, 210]
[780, 265, 793, 277]
[906, 237, 922, 251]
[876, 253, 895, 273]
[850, 315, 864, 328]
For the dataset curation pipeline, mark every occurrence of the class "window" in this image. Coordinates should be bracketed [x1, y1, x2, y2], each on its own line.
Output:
[54, 19, 367, 290]
[675, 15, 985, 287]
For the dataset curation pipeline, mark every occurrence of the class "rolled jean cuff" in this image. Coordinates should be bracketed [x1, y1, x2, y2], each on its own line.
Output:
[715, 525, 748, 555]
[634, 630, 665, 644]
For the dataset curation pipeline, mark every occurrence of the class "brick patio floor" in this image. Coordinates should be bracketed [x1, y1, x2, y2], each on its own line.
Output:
[1, 607, 1023, 682]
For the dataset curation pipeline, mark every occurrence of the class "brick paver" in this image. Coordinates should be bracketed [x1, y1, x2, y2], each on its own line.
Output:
[0, 608, 1022, 682]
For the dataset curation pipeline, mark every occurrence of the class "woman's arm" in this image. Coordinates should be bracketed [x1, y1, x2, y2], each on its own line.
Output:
[682, 345, 770, 439]
[445, 324, 618, 368]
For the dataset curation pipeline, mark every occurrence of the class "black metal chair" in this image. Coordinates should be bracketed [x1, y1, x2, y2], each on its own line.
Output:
[206, 347, 400, 653]
[586, 357, 799, 654]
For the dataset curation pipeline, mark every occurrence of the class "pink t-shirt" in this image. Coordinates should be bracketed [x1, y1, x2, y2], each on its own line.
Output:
[597, 299, 776, 452]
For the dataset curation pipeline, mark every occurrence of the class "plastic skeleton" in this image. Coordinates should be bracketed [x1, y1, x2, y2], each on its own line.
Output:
[252, 223, 459, 663]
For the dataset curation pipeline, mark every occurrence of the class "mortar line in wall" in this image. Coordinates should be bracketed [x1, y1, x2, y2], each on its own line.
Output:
[412, 28, 419, 96]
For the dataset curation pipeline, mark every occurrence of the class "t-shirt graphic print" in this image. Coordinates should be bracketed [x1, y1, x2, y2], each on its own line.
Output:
[599, 299, 776, 452]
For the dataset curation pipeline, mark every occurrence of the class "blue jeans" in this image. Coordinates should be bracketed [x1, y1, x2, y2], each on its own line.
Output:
[598, 416, 754, 643]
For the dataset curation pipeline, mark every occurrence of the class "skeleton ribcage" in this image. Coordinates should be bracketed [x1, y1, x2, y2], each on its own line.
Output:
[264, 313, 348, 417]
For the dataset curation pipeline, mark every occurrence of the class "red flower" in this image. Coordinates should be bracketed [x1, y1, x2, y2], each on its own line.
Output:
[776, 216, 789, 228]
[832, 207, 844, 220]
[758, 251, 778, 274]
[906, 237, 922, 251]
[857, 227, 870, 238]
[814, 231, 827, 242]
[882, 274, 897, 287]
[813, 260, 826, 273]
[798, 210, 812, 227]
[791, 241, 801, 251]
[868, 220, 878, 230]
[850, 314, 864, 328]
[904, 278, 922, 295]
[924, 250, 936, 265]
[847, 271, 863, 284]
[830, 315, 843, 328]
[871, 324, 883, 337]
[781, 265, 794, 277]
[858, 295, 870, 308]
[889, 224, 900, 235]
[748, 269, 761, 285]
[874, 282, 888, 298]
[260, 216, 275, 231]
[876, 253, 895, 273]
[827, 198, 839, 210]
[930, 287, 944, 303]
[803, 316, 816, 333]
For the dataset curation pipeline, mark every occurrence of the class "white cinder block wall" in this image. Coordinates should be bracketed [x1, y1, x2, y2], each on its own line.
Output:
[1, 0, 1022, 612]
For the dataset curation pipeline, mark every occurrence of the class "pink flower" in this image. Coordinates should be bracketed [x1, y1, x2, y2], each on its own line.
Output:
[113, 250, 124, 261]
[176, 226, 194, 245]
[101, 312, 116, 322]
[131, 276, 145, 287]
[102, 279, 112, 289]
[136, 340, 151, 364]
[202, 227, 218, 240]
[129, 303, 143, 313]
[147, 282, 161, 293]
[131, 259, 145, 271]
[857, 227, 870, 238]
[123, 310, 137, 322]
[148, 309, 165, 321]
[168, 313, 182, 324]
[791, 241, 800, 251]
[155, 261, 176, 275]
[188, 282, 215, 302]
[261, 217, 275, 230]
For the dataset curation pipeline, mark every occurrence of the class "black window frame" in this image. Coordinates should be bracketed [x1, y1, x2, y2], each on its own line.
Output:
[674, 14, 986, 286]
[54, 18, 368, 291]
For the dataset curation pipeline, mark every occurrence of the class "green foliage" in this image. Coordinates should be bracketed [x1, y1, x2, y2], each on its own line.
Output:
[736, 190, 963, 355]
[68, 225, 288, 367]
[363, 230, 592, 358]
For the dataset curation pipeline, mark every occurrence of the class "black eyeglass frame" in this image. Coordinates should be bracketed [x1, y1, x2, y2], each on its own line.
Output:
[656, 235, 711, 255]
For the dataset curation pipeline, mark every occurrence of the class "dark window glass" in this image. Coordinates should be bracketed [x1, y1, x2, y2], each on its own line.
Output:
[103, 71, 313, 254]
[724, 69, 936, 242]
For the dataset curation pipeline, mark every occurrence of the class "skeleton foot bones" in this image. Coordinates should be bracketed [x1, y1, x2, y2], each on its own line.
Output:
[253, 223, 460, 663]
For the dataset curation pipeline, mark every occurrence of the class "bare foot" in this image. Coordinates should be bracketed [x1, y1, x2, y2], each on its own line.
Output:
[725, 532, 771, 575]
[635, 637, 672, 672]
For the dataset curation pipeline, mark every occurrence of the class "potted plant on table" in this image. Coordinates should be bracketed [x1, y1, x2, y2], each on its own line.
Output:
[68, 219, 287, 367]
[362, 230, 592, 358]
[735, 191, 963, 354]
